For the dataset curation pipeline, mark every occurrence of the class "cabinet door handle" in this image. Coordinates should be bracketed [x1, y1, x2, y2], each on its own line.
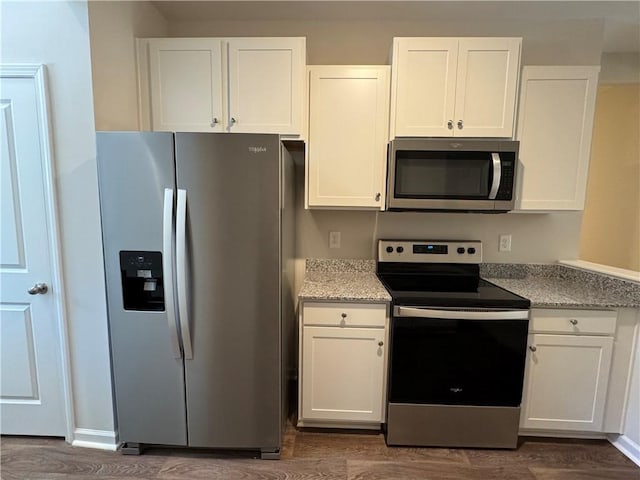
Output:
[230, 117, 237, 126]
[447, 120, 454, 130]
[570, 319, 578, 325]
[457, 120, 464, 130]
[529, 345, 537, 352]
[341, 313, 347, 318]
[375, 192, 381, 201]
[210, 117, 218, 127]
[378, 341, 384, 347]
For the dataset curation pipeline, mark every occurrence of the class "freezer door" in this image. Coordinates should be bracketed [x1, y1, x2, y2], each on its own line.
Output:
[97, 132, 187, 446]
[175, 133, 281, 450]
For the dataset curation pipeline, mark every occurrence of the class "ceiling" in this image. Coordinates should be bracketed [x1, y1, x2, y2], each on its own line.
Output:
[150, 1, 640, 53]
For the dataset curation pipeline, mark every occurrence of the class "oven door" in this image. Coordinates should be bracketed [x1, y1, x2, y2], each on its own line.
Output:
[388, 306, 529, 407]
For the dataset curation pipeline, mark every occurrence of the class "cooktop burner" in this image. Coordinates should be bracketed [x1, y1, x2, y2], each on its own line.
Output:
[377, 239, 530, 309]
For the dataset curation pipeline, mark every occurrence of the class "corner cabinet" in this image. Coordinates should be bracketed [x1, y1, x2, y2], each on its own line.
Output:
[298, 302, 389, 428]
[138, 37, 306, 136]
[515, 66, 600, 211]
[520, 309, 615, 432]
[306, 66, 390, 209]
[390, 37, 521, 138]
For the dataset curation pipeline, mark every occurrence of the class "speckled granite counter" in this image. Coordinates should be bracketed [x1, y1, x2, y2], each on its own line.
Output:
[299, 259, 639, 307]
[298, 259, 391, 303]
[482, 264, 640, 309]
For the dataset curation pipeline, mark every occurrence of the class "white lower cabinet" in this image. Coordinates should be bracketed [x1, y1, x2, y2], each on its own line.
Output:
[298, 302, 388, 427]
[520, 309, 616, 432]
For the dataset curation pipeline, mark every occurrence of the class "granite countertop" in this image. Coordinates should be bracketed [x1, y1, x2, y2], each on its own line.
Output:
[298, 259, 391, 303]
[299, 259, 640, 308]
[482, 264, 640, 309]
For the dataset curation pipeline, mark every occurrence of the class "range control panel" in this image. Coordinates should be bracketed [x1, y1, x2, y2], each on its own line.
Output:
[378, 240, 482, 264]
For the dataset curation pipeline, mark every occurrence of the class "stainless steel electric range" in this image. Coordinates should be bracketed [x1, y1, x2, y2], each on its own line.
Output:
[377, 240, 531, 449]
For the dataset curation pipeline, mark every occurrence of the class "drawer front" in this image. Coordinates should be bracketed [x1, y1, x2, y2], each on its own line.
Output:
[303, 302, 387, 327]
[530, 309, 616, 335]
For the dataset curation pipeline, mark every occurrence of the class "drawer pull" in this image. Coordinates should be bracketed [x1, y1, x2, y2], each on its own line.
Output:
[529, 345, 537, 352]
[378, 341, 384, 347]
[341, 313, 347, 318]
[570, 319, 578, 325]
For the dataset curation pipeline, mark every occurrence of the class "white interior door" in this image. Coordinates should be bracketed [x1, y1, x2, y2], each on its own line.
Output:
[1, 66, 67, 436]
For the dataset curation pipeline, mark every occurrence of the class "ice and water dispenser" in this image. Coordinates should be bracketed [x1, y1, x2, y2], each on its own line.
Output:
[119, 251, 165, 311]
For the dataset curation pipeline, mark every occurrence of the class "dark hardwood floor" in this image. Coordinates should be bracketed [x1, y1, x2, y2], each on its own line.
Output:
[2, 427, 639, 480]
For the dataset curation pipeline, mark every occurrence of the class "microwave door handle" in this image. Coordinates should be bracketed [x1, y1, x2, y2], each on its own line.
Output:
[488, 152, 501, 200]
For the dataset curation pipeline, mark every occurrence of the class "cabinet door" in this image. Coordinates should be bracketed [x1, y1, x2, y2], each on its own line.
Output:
[454, 38, 521, 137]
[515, 66, 599, 210]
[301, 326, 385, 423]
[307, 66, 390, 209]
[148, 38, 224, 132]
[391, 38, 458, 137]
[520, 333, 613, 432]
[227, 38, 305, 135]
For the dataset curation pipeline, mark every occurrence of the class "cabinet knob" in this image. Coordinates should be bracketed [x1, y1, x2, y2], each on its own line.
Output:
[570, 319, 578, 325]
[375, 192, 381, 201]
[447, 120, 454, 130]
[210, 117, 218, 127]
[457, 120, 464, 130]
[378, 341, 384, 347]
[230, 117, 237, 125]
[341, 313, 347, 318]
[529, 345, 537, 352]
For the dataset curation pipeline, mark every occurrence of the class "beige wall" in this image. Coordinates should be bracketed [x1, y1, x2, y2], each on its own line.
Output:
[579, 83, 640, 271]
[169, 18, 604, 65]
[88, 1, 168, 130]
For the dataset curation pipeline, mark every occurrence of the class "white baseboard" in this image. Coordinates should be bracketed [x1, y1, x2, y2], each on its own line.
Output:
[71, 428, 120, 451]
[609, 434, 640, 467]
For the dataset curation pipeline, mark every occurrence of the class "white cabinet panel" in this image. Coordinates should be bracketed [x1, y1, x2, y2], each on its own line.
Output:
[227, 38, 304, 135]
[149, 38, 224, 132]
[144, 37, 305, 135]
[391, 38, 458, 137]
[454, 38, 520, 137]
[301, 326, 385, 423]
[306, 66, 390, 209]
[515, 66, 599, 211]
[390, 37, 521, 139]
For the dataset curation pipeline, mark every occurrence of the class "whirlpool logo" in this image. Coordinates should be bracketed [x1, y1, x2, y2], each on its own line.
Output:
[449, 387, 463, 393]
[248, 146, 267, 154]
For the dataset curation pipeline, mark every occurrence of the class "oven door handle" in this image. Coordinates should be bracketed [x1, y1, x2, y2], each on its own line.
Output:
[394, 306, 529, 320]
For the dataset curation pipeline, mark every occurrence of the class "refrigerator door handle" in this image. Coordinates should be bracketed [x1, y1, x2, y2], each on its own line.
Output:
[163, 188, 181, 359]
[176, 188, 194, 359]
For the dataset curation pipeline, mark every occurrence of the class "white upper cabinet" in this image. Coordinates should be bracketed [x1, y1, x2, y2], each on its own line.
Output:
[390, 37, 521, 138]
[227, 38, 305, 134]
[515, 66, 600, 211]
[141, 37, 306, 136]
[306, 66, 390, 209]
[149, 38, 224, 133]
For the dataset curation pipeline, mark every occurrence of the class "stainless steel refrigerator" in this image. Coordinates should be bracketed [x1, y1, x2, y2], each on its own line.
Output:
[96, 132, 295, 459]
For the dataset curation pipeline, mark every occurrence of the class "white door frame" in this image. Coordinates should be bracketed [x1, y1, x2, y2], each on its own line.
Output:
[1, 64, 75, 442]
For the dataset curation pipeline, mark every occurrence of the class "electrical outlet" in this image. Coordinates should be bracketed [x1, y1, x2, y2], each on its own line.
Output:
[329, 231, 341, 249]
[499, 234, 512, 252]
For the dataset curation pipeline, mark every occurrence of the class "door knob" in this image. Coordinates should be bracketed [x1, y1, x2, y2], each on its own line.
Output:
[457, 120, 464, 129]
[378, 341, 384, 347]
[529, 345, 537, 352]
[28, 283, 48, 295]
[447, 120, 454, 130]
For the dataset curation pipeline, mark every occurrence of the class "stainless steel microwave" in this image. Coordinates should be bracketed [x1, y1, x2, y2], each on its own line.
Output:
[386, 138, 519, 212]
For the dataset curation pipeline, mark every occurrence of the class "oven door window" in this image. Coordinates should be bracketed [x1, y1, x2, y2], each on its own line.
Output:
[394, 151, 492, 199]
[389, 317, 528, 407]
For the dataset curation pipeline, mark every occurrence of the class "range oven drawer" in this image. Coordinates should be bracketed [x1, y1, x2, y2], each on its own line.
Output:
[389, 308, 529, 407]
